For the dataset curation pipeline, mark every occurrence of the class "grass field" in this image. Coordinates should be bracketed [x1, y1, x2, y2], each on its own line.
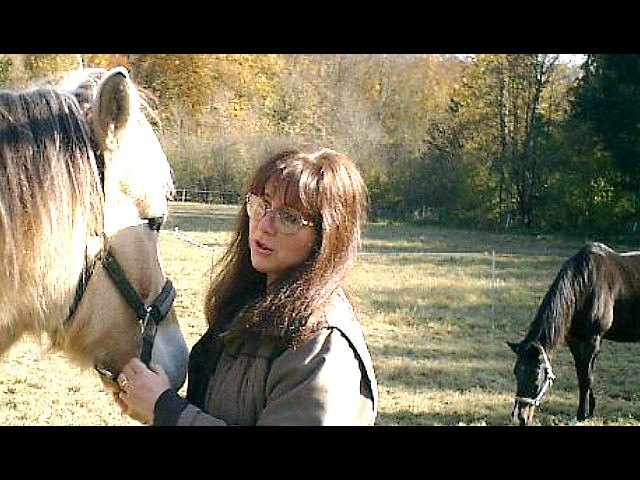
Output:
[2, 201, 640, 426]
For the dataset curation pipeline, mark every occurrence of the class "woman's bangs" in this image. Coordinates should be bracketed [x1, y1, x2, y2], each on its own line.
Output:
[252, 152, 320, 221]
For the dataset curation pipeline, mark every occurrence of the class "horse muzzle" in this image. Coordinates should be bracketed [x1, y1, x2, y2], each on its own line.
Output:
[95, 365, 122, 392]
[511, 401, 536, 426]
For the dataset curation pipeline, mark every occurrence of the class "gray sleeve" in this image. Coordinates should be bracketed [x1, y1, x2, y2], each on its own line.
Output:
[176, 403, 228, 426]
[152, 388, 228, 426]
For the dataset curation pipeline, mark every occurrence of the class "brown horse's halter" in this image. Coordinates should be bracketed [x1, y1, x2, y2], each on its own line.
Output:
[515, 344, 556, 407]
[67, 218, 176, 382]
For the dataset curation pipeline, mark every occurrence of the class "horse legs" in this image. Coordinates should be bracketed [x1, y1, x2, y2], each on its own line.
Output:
[568, 335, 601, 422]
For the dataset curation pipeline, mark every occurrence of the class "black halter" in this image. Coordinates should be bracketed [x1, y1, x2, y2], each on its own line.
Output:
[101, 241, 176, 367]
[66, 218, 176, 381]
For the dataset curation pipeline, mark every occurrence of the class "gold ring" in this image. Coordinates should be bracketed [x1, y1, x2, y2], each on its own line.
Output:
[117, 374, 129, 389]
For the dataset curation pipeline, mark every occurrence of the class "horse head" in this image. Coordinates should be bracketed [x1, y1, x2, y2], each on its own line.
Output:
[57, 67, 188, 401]
[65, 66, 174, 235]
[65, 223, 188, 398]
[507, 340, 556, 426]
[0, 64, 187, 423]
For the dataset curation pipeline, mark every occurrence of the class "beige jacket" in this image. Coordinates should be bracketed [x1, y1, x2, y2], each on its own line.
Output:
[176, 291, 378, 426]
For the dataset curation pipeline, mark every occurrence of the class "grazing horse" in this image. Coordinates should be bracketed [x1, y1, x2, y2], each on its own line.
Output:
[508, 241, 640, 425]
[0, 66, 189, 421]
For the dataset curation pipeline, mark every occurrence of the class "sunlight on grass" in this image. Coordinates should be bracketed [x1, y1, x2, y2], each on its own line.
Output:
[2, 202, 640, 425]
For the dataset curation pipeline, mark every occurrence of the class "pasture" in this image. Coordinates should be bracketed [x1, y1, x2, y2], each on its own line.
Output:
[2, 202, 640, 425]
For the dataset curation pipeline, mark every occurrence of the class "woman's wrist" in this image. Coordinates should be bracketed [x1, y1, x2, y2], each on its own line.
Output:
[152, 389, 190, 426]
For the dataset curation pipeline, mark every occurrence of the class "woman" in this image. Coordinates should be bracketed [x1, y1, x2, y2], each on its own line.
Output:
[114, 146, 378, 425]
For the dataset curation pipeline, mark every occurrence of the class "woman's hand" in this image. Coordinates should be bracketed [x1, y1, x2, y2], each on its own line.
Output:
[115, 357, 171, 425]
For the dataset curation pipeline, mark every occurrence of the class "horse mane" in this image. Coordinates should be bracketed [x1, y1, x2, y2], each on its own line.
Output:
[0, 79, 104, 332]
[523, 242, 613, 354]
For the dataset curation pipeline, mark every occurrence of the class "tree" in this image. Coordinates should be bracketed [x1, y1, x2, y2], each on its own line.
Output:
[23, 54, 82, 78]
[451, 54, 570, 229]
[573, 54, 640, 206]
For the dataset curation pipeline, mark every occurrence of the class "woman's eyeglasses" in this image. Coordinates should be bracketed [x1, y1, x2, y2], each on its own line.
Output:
[245, 193, 314, 235]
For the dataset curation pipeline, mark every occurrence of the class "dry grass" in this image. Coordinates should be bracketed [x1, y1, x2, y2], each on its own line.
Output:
[2, 203, 640, 425]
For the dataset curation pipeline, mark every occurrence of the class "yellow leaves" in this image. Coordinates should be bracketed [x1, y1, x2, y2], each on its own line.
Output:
[23, 54, 81, 78]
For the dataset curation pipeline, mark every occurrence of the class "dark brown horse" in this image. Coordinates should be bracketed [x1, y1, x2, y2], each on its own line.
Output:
[0, 66, 189, 422]
[508, 241, 640, 425]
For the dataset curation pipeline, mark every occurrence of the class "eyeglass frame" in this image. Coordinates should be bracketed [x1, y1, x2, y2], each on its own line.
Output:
[245, 193, 315, 234]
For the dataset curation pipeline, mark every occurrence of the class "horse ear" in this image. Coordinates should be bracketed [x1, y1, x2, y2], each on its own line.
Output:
[92, 67, 134, 149]
[507, 341, 520, 354]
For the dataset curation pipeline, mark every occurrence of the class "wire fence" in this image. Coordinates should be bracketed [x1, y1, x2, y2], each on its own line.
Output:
[174, 188, 239, 205]
[164, 225, 504, 287]
[164, 228, 215, 251]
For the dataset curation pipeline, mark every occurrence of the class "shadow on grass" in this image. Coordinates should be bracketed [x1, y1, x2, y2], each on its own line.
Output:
[376, 409, 513, 426]
[364, 221, 586, 257]
[162, 202, 640, 426]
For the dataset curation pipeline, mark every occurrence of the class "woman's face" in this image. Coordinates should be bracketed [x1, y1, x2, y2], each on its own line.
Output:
[247, 186, 316, 287]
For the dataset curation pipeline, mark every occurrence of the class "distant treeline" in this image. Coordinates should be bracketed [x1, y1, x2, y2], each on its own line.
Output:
[3, 54, 639, 241]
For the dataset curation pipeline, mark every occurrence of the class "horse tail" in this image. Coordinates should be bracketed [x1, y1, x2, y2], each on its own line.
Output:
[527, 242, 607, 351]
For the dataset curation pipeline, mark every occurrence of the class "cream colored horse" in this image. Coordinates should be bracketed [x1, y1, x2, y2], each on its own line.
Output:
[0, 67, 188, 415]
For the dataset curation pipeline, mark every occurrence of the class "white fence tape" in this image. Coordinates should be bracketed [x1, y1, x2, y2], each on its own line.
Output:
[163, 227, 215, 251]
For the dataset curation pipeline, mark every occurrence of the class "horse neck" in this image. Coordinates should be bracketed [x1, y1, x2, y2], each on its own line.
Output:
[524, 263, 581, 356]
[524, 311, 560, 357]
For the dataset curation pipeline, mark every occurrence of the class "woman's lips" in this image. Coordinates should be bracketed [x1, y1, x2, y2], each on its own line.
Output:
[254, 238, 273, 254]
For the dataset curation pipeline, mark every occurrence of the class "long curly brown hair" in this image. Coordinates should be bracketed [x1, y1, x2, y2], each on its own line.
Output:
[204, 146, 368, 347]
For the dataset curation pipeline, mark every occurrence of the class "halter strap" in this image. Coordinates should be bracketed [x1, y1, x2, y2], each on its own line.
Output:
[101, 249, 175, 366]
[67, 219, 175, 379]
[515, 344, 556, 406]
[66, 254, 99, 323]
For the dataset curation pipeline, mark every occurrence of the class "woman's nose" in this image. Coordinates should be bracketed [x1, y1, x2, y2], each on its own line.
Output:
[258, 210, 277, 233]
